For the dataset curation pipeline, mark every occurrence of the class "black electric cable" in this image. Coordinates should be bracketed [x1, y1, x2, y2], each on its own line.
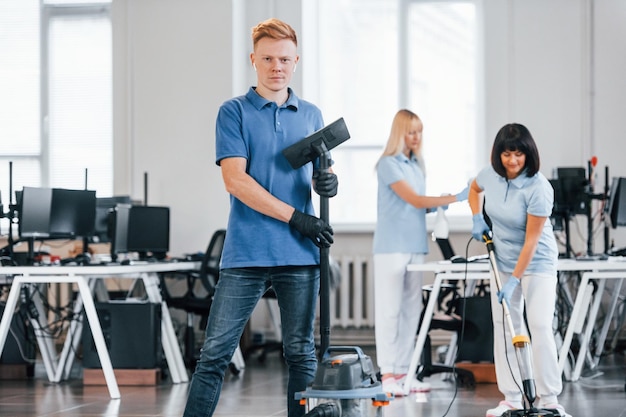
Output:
[439, 235, 473, 417]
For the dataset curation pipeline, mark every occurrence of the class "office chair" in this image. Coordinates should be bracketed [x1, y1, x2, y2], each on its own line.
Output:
[416, 281, 476, 387]
[159, 229, 226, 369]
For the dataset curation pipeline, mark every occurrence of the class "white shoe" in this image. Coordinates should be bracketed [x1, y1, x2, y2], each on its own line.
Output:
[381, 378, 405, 398]
[541, 403, 572, 417]
[396, 376, 431, 392]
[486, 400, 523, 417]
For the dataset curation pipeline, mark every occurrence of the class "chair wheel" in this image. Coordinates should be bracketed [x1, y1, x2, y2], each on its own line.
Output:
[228, 362, 241, 376]
[457, 372, 476, 388]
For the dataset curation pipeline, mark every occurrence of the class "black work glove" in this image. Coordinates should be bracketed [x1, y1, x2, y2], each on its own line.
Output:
[289, 210, 334, 248]
[313, 171, 338, 198]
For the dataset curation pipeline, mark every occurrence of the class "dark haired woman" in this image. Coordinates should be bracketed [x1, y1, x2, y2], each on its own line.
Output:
[469, 123, 570, 417]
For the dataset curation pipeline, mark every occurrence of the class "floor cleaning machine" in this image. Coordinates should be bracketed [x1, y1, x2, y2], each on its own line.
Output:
[482, 233, 560, 417]
[283, 120, 391, 417]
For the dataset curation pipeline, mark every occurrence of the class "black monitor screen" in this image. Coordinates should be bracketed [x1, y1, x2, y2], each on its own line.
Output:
[92, 196, 132, 243]
[49, 188, 97, 238]
[18, 187, 53, 238]
[607, 177, 626, 228]
[554, 167, 588, 215]
[127, 206, 170, 259]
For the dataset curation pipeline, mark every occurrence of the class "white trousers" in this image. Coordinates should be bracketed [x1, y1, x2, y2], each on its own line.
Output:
[491, 270, 563, 406]
[373, 253, 424, 375]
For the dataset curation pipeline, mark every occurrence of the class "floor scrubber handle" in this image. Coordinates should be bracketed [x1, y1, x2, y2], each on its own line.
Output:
[483, 233, 516, 333]
[482, 232, 537, 407]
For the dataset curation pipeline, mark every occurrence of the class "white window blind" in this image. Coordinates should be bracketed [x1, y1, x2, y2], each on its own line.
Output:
[0, 0, 112, 235]
[47, 10, 113, 193]
[0, 0, 41, 193]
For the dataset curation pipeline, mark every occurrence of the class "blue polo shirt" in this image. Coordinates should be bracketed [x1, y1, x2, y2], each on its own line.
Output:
[475, 166, 558, 275]
[216, 87, 324, 268]
[373, 153, 429, 254]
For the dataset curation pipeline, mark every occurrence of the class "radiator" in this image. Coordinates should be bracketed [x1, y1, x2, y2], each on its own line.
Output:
[330, 255, 375, 328]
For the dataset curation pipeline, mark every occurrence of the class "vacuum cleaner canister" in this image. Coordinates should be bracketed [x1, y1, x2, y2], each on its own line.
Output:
[312, 346, 378, 391]
[297, 346, 391, 417]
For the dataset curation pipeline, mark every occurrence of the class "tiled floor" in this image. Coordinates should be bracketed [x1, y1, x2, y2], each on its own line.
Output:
[0, 344, 625, 417]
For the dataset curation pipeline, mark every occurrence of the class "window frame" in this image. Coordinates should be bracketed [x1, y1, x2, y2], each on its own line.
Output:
[0, 1, 112, 234]
[304, 0, 484, 230]
[41, 2, 112, 189]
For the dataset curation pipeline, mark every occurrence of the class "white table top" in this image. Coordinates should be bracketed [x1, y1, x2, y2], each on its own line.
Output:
[0, 261, 199, 276]
[407, 257, 626, 273]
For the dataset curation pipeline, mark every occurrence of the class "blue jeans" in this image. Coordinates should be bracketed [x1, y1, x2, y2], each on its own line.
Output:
[183, 266, 320, 417]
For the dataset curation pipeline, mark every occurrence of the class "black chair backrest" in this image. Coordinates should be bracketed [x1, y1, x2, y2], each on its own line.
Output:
[199, 229, 226, 292]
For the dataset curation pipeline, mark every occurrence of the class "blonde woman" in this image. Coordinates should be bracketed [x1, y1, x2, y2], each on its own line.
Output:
[373, 109, 468, 396]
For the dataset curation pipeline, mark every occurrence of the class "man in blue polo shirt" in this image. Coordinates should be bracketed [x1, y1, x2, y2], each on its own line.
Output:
[183, 18, 337, 417]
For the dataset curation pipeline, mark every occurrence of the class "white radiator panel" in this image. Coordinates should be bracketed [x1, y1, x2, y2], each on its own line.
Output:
[330, 255, 375, 328]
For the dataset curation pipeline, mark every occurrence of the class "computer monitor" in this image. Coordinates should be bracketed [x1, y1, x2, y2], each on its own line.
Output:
[92, 196, 132, 243]
[554, 167, 588, 215]
[127, 206, 170, 260]
[18, 187, 53, 238]
[607, 177, 626, 228]
[49, 188, 97, 238]
[109, 203, 131, 261]
[549, 179, 565, 231]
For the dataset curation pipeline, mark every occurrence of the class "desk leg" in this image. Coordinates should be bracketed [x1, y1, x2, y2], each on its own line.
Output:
[0, 278, 24, 361]
[1, 280, 63, 384]
[141, 273, 188, 383]
[160, 301, 188, 383]
[26, 284, 61, 381]
[403, 275, 442, 394]
[558, 277, 593, 378]
[572, 278, 606, 381]
[56, 278, 99, 381]
[76, 278, 120, 399]
[610, 291, 626, 351]
[593, 277, 624, 366]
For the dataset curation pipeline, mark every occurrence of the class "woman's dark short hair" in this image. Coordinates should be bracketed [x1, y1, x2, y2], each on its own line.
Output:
[490, 123, 540, 177]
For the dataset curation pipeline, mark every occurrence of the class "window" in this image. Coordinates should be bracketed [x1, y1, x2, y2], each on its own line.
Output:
[303, 0, 482, 227]
[0, 0, 112, 233]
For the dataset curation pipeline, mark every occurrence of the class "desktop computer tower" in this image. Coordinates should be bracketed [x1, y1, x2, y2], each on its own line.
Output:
[455, 296, 494, 363]
[0, 302, 36, 366]
[82, 301, 162, 369]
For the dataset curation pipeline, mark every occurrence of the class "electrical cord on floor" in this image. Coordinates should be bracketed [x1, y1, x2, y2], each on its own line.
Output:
[577, 372, 624, 390]
[501, 310, 528, 411]
[439, 236, 473, 417]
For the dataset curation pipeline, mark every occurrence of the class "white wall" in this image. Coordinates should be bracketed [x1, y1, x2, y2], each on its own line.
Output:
[113, 0, 234, 254]
[483, 0, 626, 255]
[112, 0, 626, 257]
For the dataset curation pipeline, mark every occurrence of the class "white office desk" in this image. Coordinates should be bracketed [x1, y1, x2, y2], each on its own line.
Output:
[0, 262, 198, 399]
[403, 258, 626, 392]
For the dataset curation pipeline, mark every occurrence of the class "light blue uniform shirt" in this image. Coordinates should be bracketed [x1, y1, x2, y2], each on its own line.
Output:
[216, 87, 324, 268]
[373, 153, 428, 254]
[476, 166, 558, 275]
